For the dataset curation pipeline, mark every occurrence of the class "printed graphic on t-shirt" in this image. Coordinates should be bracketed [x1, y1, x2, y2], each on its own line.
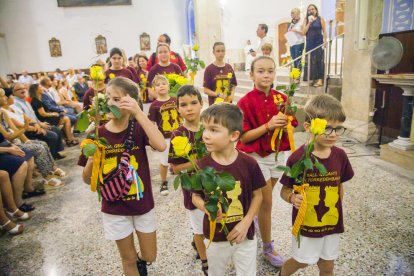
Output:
[102, 143, 144, 201]
[160, 102, 180, 133]
[303, 171, 340, 231]
[224, 181, 244, 224]
[215, 75, 231, 96]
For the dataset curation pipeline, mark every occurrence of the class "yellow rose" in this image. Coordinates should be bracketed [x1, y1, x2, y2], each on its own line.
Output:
[109, 73, 116, 79]
[140, 74, 145, 79]
[192, 44, 199, 51]
[214, 97, 225, 104]
[90, 65, 105, 81]
[176, 76, 189, 86]
[289, 68, 301, 79]
[227, 73, 233, 79]
[310, 118, 327, 135]
[171, 136, 192, 157]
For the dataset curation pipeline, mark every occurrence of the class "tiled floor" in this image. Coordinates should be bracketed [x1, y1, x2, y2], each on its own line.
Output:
[1, 132, 413, 276]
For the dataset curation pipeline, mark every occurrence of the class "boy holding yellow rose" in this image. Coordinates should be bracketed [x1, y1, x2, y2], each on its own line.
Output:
[168, 85, 208, 274]
[279, 95, 354, 276]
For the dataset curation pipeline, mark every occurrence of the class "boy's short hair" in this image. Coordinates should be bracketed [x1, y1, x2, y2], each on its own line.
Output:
[261, 43, 273, 52]
[259, 23, 269, 34]
[304, 94, 346, 123]
[201, 103, 243, 134]
[152, 74, 169, 87]
[177, 85, 202, 105]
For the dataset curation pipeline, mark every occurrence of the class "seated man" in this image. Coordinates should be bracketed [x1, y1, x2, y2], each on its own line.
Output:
[11, 84, 65, 159]
[72, 75, 89, 101]
[39, 77, 77, 126]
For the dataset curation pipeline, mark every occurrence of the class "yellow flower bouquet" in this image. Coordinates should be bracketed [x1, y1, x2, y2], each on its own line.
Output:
[184, 44, 206, 85]
[165, 73, 189, 97]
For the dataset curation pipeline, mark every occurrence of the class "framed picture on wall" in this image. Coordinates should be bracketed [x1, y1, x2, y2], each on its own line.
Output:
[140, 33, 151, 51]
[57, 0, 132, 7]
[49, 38, 62, 57]
[95, 35, 108, 54]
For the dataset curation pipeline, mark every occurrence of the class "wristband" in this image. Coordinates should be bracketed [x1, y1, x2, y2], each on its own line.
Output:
[288, 193, 294, 204]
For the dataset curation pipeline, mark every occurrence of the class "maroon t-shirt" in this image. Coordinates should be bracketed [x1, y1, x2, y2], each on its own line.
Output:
[105, 68, 135, 84]
[168, 125, 200, 210]
[126, 66, 140, 83]
[280, 145, 354, 238]
[196, 151, 266, 242]
[236, 88, 298, 157]
[203, 63, 237, 106]
[148, 97, 181, 138]
[147, 63, 183, 86]
[78, 120, 154, 216]
[147, 51, 187, 72]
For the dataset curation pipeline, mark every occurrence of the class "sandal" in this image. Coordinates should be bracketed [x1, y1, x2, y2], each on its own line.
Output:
[53, 168, 66, 177]
[6, 208, 32, 221]
[201, 260, 208, 276]
[19, 203, 35, 212]
[263, 240, 285, 267]
[0, 220, 24, 235]
[22, 189, 46, 199]
[65, 139, 79, 147]
[46, 177, 64, 187]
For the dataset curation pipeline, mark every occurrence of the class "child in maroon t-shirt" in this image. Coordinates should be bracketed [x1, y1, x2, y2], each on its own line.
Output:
[147, 43, 183, 100]
[168, 85, 208, 274]
[148, 75, 181, 196]
[279, 95, 354, 276]
[104, 48, 136, 84]
[203, 42, 237, 105]
[192, 104, 265, 275]
[78, 77, 166, 276]
[236, 56, 298, 267]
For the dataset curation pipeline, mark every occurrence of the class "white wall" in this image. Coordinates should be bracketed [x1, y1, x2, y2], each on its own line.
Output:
[219, 0, 323, 49]
[0, 0, 188, 73]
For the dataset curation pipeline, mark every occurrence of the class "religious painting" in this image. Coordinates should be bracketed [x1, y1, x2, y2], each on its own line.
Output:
[140, 33, 151, 51]
[49, 38, 62, 57]
[95, 35, 108, 54]
[57, 0, 131, 7]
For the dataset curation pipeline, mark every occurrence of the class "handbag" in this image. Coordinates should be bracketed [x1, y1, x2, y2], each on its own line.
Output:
[101, 121, 143, 202]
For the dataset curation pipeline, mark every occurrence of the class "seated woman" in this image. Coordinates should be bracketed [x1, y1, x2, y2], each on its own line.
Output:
[0, 105, 65, 189]
[0, 170, 32, 235]
[57, 79, 82, 114]
[0, 133, 35, 213]
[28, 84, 78, 146]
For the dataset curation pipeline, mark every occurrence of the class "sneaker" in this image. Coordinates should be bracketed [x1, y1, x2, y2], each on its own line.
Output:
[160, 181, 169, 196]
[136, 258, 148, 276]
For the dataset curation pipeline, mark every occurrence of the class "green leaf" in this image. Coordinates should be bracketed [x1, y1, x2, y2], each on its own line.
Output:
[199, 60, 205, 69]
[304, 157, 313, 170]
[173, 175, 181, 190]
[276, 165, 291, 174]
[276, 85, 287, 90]
[87, 133, 96, 140]
[180, 174, 192, 191]
[88, 109, 96, 117]
[219, 196, 230, 214]
[290, 160, 305, 179]
[108, 105, 121, 119]
[203, 167, 215, 176]
[216, 172, 236, 191]
[314, 161, 327, 175]
[201, 173, 216, 193]
[101, 105, 110, 114]
[75, 110, 90, 132]
[98, 137, 108, 146]
[192, 174, 202, 191]
[205, 199, 219, 221]
[83, 144, 97, 157]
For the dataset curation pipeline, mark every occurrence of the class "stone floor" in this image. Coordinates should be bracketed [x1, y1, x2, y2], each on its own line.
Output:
[0, 132, 413, 276]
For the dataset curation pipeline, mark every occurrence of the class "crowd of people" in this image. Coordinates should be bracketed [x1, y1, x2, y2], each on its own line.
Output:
[1, 6, 352, 275]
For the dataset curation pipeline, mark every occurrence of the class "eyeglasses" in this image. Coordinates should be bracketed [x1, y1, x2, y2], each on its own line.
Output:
[324, 126, 347, 136]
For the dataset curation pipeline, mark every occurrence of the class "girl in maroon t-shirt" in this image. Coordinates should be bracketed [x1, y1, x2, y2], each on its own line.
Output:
[104, 48, 136, 84]
[79, 77, 166, 275]
[203, 42, 237, 105]
[147, 43, 183, 100]
[236, 56, 298, 268]
[134, 54, 153, 113]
